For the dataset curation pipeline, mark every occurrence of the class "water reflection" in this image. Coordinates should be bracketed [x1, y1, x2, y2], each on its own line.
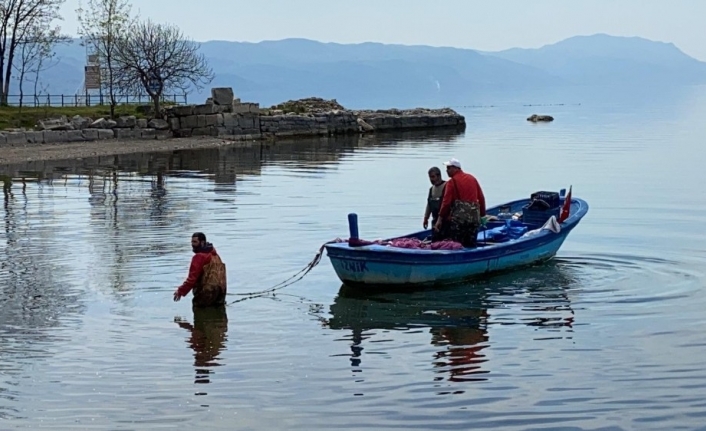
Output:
[323, 261, 578, 385]
[430, 311, 489, 384]
[175, 306, 229, 391]
[0, 94, 705, 428]
[0, 175, 86, 419]
[0, 130, 464, 298]
[0, 127, 468, 420]
[0, 129, 464, 182]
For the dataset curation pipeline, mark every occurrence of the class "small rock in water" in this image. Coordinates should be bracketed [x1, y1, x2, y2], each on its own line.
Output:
[527, 114, 554, 122]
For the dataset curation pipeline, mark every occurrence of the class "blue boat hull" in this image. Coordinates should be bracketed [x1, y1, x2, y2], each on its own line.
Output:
[324, 195, 588, 288]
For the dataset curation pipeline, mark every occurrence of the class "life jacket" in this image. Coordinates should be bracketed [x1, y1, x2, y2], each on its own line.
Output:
[427, 181, 446, 221]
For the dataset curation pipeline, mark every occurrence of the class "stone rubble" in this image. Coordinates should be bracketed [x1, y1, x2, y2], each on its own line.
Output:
[267, 97, 347, 114]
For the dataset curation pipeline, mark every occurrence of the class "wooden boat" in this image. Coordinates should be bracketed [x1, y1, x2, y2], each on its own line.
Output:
[324, 189, 588, 288]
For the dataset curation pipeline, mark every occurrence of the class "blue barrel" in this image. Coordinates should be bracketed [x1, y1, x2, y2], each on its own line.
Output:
[347, 213, 359, 240]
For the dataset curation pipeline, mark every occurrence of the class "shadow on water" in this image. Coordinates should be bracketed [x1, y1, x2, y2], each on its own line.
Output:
[321, 260, 579, 384]
[174, 306, 229, 393]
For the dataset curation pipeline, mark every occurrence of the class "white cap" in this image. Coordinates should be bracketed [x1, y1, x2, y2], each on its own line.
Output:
[443, 158, 461, 168]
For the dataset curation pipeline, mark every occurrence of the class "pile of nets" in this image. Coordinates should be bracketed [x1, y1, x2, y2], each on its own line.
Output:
[348, 237, 463, 250]
[388, 238, 463, 250]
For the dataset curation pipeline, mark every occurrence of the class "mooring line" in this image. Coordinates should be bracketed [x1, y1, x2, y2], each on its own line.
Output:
[227, 239, 343, 305]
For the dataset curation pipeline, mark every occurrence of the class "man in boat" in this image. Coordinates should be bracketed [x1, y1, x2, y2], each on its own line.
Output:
[173, 232, 228, 308]
[423, 166, 447, 232]
[433, 158, 487, 248]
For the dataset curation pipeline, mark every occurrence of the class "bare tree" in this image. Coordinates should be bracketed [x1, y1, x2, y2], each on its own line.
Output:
[0, 0, 66, 105]
[113, 19, 214, 114]
[31, 40, 58, 105]
[76, 0, 133, 118]
[13, 23, 67, 107]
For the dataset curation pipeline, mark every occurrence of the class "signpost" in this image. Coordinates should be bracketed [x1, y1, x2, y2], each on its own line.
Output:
[84, 65, 101, 90]
[83, 44, 101, 105]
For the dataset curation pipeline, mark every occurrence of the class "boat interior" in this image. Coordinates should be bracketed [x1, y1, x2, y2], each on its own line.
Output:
[406, 194, 577, 247]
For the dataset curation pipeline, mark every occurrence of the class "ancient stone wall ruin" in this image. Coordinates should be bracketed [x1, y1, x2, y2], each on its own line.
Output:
[0, 87, 466, 148]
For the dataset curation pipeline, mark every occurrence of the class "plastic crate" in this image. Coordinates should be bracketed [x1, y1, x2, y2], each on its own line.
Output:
[522, 205, 560, 227]
[530, 191, 560, 209]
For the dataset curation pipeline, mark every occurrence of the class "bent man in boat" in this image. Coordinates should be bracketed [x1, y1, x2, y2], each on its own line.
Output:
[173, 232, 227, 308]
[434, 158, 487, 248]
[423, 166, 446, 231]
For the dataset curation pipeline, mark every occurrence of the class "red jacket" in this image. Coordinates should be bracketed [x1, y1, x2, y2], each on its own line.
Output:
[176, 244, 219, 297]
[438, 171, 486, 219]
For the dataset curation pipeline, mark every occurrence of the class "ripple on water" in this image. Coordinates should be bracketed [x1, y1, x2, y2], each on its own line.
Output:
[306, 247, 705, 429]
[2, 119, 706, 430]
[555, 253, 703, 309]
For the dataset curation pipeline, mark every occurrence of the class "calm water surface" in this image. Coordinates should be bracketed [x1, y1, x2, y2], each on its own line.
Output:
[2, 86, 706, 430]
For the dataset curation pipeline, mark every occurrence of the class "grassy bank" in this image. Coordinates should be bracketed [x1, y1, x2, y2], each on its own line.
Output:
[0, 105, 144, 130]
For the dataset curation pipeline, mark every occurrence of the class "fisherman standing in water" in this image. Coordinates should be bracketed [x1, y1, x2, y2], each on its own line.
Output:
[173, 232, 227, 308]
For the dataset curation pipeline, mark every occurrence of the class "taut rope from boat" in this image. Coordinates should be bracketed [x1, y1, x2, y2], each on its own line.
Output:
[227, 239, 343, 305]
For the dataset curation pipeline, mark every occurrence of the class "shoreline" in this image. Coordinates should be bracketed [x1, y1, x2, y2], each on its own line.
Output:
[0, 127, 465, 168]
[0, 129, 465, 184]
[0, 90, 466, 165]
[0, 115, 465, 165]
[0, 136, 241, 165]
[0, 109, 465, 165]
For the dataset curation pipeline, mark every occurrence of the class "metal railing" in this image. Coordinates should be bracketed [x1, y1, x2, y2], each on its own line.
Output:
[3, 94, 189, 107]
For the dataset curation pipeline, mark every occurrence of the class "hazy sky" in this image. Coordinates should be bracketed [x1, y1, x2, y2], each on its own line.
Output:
[60, 0, 706, 60]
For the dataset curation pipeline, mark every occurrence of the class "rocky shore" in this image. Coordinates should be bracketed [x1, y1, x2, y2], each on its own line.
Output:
[0, 88, 466, 151]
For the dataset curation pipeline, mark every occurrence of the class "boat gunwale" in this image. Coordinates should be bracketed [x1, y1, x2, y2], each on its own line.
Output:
[324, 197, 588, 259]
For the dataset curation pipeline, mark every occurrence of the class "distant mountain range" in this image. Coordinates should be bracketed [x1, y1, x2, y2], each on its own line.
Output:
[14, 33, 706, 109]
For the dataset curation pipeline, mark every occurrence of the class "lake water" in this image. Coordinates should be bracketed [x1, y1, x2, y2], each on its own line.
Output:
[2, 85, 706, 430]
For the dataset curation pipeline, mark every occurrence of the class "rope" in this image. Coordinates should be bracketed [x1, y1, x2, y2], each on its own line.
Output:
[227, 239, 343, 305]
